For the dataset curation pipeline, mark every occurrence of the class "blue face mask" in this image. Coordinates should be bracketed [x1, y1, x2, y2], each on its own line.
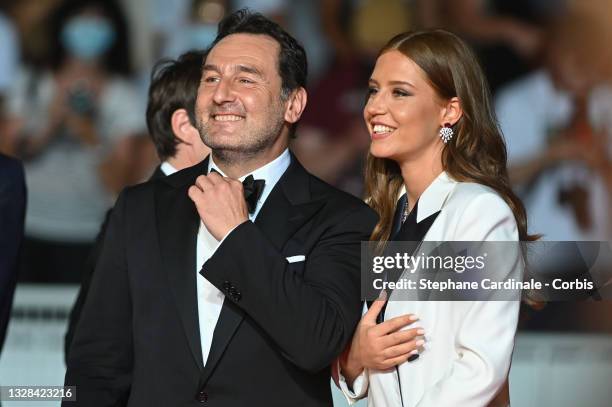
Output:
[61, 16, 116, 61]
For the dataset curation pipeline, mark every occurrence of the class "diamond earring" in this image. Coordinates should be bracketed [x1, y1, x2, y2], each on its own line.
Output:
[439, 123, 453, 144]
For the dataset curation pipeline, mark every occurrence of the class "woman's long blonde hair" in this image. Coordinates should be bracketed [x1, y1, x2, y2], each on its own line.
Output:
[365, 30, 536, 242]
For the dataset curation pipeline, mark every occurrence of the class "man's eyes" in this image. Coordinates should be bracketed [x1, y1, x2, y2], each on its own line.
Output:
[202, 76, 256, 84]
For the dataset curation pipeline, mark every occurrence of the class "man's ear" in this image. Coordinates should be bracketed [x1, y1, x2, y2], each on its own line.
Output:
[171, 108, 198, 145]
[283, 87, 307, 124]
[440, 97, 462, 126]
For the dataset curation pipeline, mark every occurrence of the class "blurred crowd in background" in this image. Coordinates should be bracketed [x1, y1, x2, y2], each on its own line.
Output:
[0, 0, 611, 290]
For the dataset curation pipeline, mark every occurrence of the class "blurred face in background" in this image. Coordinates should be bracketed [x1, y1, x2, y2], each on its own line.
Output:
[364, 50, 446, 165]
[60, 7, 116, 62]
[546, 15, 608, 97]
[195, 33, 288, 160]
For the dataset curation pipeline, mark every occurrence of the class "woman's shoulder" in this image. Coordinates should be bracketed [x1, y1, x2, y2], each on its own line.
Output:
[443, 180, 518, 241]
[448, 181, 509, 212]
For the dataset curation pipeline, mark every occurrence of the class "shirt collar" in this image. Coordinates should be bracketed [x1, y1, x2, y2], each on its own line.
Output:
[207, 149, 291, 219]
[398, 171, 457, 223]
[160, 161, 178, 176]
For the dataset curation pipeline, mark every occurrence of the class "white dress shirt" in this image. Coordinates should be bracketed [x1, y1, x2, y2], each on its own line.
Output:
[196, 149, 291, 365]
[339, 172, 521, 406]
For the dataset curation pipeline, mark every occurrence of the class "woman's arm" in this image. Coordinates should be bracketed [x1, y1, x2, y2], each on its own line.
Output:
[337, 296, 423, 401]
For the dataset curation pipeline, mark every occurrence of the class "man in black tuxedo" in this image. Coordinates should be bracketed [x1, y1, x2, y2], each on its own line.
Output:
[64, 10, 376, 406]
[0, 153, 26, 355]
[64, 50, 210, 357]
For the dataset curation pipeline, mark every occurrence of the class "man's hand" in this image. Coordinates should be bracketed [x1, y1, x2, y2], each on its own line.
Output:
[340, 294, 424, 386]
[188, 172, 249, 241]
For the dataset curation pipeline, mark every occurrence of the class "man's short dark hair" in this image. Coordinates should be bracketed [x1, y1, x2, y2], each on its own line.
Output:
[146, 50, 205, 161]
[211, 9, 308, 100]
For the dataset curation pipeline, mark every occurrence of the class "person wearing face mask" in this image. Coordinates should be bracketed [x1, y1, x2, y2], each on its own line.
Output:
[4, 0, 146, 283]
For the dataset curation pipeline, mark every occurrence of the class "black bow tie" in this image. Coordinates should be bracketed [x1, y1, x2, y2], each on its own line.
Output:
[241, 174, 265, 214]
[209, 168, 265, 214]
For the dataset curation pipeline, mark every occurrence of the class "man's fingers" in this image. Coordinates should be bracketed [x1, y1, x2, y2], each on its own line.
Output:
[188, 185, 204, 202]
[363, 292, 387, 323]
[374, 313, 418, 335]
[227, 177, 244, 191]
[206, 171, 224, 185]
[195, 175, 213, 192]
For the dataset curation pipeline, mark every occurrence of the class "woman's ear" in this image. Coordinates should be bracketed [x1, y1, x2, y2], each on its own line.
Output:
[440, 97, 462, 126]
[283, 87, 308, 124]
[170, 108, 198, 145]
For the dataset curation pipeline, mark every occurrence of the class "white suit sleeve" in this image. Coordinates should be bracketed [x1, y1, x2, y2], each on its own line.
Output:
[337, 362, 369, 404]
[337, 301, 369, 403]
[415, 192, 521, 407]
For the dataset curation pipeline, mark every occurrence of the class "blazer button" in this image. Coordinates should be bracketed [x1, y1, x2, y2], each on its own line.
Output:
[223, 281, 231, 292]
[195, 390, 208, 403]
[233, 291, 242, 301]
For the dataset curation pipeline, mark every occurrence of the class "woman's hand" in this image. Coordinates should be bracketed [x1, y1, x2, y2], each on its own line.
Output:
[340, 294, 425, 385]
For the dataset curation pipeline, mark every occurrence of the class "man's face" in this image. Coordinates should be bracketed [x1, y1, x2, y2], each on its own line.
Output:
[195, 33, 287, 156]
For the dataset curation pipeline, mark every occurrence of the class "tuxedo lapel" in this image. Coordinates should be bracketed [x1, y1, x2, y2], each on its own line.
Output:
[199, 155, 324, 386]
[198, 299, 244, 386]
[156, 158, 208, 371]
[254, 157, 325, 251]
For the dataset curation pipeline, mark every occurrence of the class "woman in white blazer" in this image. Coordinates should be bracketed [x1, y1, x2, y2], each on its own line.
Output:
[337, 29, 534, 406]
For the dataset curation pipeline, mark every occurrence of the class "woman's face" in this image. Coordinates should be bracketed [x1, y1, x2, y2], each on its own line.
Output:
[364, 50, 445, 163]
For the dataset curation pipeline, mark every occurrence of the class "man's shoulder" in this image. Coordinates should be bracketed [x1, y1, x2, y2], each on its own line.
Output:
[0, 153, 24, 177]
[305, 171, 377, 222]
[0, 154, 25, 193]
[158, 161, 206, 188]
[123, 162, 203, 196]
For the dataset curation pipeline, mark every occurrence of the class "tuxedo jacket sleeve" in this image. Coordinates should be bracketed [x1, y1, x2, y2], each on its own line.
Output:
[0, 154, 26, 353]
[204, 200, 377, 372]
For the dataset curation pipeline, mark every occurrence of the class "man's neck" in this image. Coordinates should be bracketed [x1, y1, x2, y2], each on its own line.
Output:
[211, 145, 288, 179]
[166, 156, 193, 172]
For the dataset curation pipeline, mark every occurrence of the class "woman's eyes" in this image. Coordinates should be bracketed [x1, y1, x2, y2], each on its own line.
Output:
[392, 89, 410, 97]
[366, 87, 411, 98]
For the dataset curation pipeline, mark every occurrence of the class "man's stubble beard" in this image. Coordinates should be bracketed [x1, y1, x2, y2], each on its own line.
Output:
[196, 101, 286, 167]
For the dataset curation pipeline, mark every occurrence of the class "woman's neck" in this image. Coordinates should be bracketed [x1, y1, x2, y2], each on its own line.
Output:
[398, 153, 444, 213]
